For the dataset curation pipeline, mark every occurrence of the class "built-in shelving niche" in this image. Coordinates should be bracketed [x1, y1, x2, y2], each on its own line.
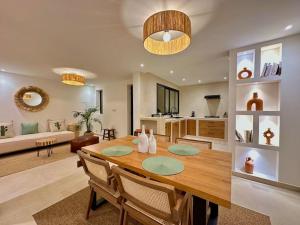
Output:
[235, 146, 279, 181]
[236, 81, 280, 112]
[259, 115, 280, 147]
[260, 43, 282, 76]
[236, 115, 253, 144]
[237, 49, 255, 80]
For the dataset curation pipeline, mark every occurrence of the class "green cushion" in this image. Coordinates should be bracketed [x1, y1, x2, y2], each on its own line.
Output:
[168, 144, 200, 156]
[132, 138, 140, 144]
[142, 156, 184, 176]
[101, 145, 133, 157]
[21, 122, 38, 135]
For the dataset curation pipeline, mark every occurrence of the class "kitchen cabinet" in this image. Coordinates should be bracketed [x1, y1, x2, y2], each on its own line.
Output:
[165, 122, 171, 137]
[172, 121, 179, 143]
[180, 119, 186, 137]
[199, 120, 225, 139]
[187, 119, 196, 136]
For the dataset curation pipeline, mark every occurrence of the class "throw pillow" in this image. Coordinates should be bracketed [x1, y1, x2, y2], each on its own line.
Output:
[49, 120, 66, 132]
[21, 122, 38, 135]
[0, 122, 15, 139]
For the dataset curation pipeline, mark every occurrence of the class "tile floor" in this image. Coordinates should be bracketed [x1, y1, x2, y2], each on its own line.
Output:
[0, 155, 299, 225]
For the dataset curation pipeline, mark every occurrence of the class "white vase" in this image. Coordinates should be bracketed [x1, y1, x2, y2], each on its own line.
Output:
[138, 125, 149, 153]
[148, 129, 157, 154]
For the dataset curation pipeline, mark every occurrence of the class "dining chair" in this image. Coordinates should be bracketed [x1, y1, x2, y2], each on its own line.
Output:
[77, 150, 122, 220]
[112, 166, 190, 225]
[154, 134, 171, 143]
[175, 138, 212, 150]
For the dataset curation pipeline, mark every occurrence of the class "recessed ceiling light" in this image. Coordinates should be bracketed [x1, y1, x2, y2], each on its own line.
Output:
[140, 63, 144, 68]
[224, 76, 227, 80]
[182, 78, 186, 82]
[198, 80, 202, 83]
[285, 24, 293, 31]
[170, 70, 174, 74]
[1, 69, 6, 72]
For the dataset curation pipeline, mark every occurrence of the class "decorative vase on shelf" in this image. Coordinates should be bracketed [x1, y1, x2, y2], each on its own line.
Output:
[238, 67, 252, 80]
[245, 157, 254, 174]
[138, 125, 149, 153]
[247, 92, 263, 111]
[148, 129, 157, 154]
[263, 128, 274, 145]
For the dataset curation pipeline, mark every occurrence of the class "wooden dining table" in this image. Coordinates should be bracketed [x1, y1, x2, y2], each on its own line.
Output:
[82, 136, 232, 225]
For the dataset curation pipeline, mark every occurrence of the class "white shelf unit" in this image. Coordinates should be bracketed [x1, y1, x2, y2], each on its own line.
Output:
[230, 41, 282, 182]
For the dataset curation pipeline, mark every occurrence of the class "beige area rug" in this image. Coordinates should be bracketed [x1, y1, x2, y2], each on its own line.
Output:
[33, 188, 271, 225]
[0, 144, 75, 177]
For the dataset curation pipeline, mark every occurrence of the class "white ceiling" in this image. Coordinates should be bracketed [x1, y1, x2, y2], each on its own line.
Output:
[0, 0, 300, 86]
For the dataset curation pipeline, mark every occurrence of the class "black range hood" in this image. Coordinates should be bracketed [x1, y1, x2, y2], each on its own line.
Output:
[204, 95, 221, 100]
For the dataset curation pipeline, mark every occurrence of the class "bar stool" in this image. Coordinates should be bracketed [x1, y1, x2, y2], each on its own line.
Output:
[133, 128, 150, 136]
[103, 128, 116, 140]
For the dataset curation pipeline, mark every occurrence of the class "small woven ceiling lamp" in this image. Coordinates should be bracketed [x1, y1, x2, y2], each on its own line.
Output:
[143, 10, 191, 55]
[61, 73, 85, 86]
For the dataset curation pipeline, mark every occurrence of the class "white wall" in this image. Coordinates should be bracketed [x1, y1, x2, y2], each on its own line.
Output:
[95, 79, 132, 138]
[180, 82, 229, 117]
[132, 72, 180, 130]
[0, 72, 96, 135]
[279, 34, 300, 186]
[140, 72, 179, 117]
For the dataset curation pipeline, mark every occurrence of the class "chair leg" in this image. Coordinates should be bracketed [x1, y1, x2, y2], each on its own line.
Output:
[86, 188, 95, 220]
[123, 211, 128, 225]
[119, 207, 125, 225]
[188, 196, 193, 225]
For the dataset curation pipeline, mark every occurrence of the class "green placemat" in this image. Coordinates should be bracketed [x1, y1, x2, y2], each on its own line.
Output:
[101, 146, 133, 157]
[132, 139, 140, 145]
[168, 144, 199, 156]
[142, 156, 184, 176]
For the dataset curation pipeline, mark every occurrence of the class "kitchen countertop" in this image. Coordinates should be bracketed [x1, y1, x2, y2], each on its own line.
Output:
[140, 116, 228, 121]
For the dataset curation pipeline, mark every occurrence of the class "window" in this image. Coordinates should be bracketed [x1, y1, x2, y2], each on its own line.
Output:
[97, 90, 103, 114]
[157, 84, 179, 114]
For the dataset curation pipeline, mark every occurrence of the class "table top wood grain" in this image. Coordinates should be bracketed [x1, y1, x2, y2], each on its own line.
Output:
[82, 136, 232, 208]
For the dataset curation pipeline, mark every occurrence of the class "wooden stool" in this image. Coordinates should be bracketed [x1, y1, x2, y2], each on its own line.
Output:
[134, 128, 150, 136]
[103, 129, 116, 141]
[36, 138, 57, 157]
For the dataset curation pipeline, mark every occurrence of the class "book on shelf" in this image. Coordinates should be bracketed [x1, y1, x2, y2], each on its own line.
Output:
[265, 63, 273, 77]
[277, 61, 282, 75]
[261, 62, 282, 77]
[271, 63, 279, 76]
[261, 63, 268, 77]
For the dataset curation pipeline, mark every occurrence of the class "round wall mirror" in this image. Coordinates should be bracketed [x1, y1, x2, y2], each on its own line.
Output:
[15, 86, 49, 112]
[22, 92, 43, 106]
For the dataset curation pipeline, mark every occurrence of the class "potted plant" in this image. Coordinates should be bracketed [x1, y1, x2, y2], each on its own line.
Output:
[73, 106, 102, 136]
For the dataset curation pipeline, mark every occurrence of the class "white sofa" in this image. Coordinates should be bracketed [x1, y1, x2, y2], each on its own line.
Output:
[0, 131, 75, 155]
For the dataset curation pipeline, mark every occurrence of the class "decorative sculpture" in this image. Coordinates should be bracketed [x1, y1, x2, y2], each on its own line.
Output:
[263, 128, 274, 145]
[245, 157, 254, 174]
[238, 67, 252, 80]
[247, 92, 263, 111]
